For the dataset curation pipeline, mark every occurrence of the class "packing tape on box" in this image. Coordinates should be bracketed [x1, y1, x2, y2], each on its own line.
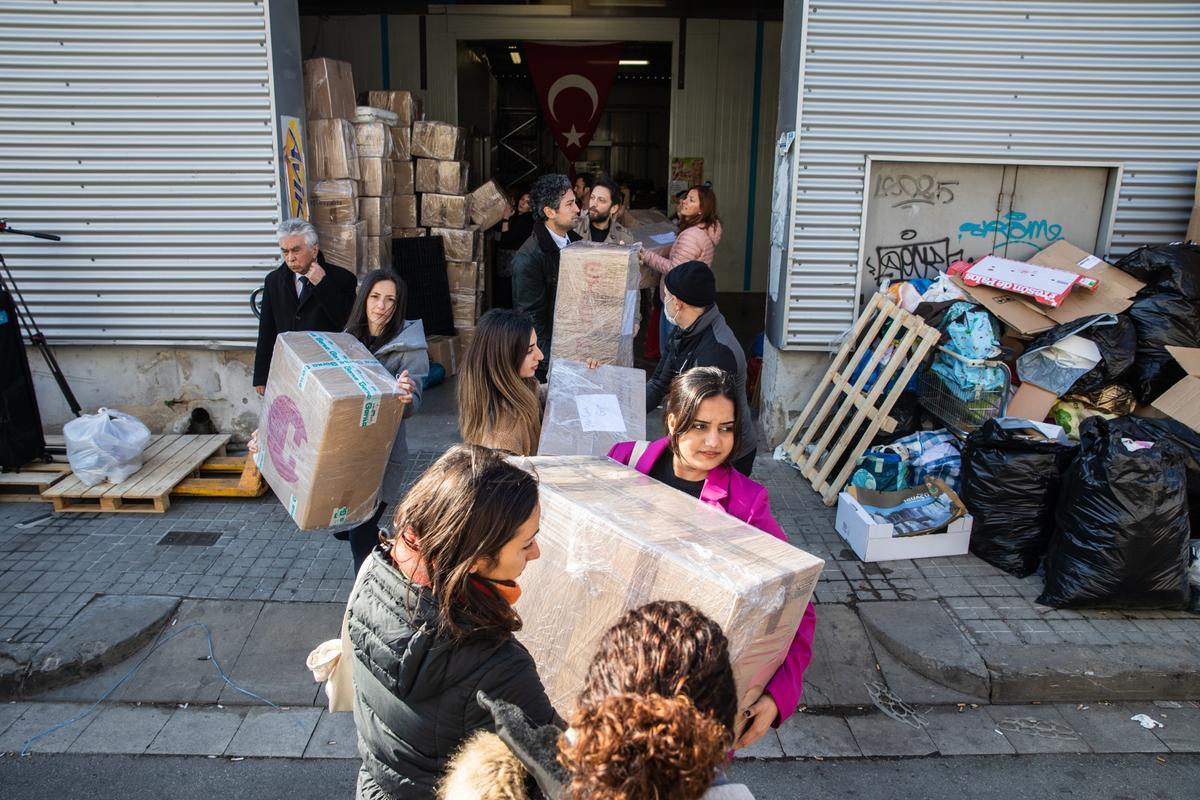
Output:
[303, 332, 390, 427]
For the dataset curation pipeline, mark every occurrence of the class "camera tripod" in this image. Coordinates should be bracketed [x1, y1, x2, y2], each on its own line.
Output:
[0, 219, 82, 416]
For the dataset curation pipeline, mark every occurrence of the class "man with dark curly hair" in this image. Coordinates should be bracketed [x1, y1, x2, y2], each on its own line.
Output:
[511, 173, 581, 381]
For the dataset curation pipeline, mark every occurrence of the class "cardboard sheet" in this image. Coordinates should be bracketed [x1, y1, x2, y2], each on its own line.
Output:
[552, 242, 640, 367]
[1152, 346, 1200, 433]
[537, 359, 646, 457]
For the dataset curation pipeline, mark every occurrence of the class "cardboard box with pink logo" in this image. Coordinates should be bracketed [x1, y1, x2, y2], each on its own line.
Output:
[255, 332, 403, 530]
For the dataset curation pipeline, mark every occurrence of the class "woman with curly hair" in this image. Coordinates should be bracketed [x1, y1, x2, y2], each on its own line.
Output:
[437, 601, 753, 800]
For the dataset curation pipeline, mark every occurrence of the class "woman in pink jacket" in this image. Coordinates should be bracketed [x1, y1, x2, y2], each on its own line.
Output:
[607, 366, 817, 750]
[642, 184, 723, 354]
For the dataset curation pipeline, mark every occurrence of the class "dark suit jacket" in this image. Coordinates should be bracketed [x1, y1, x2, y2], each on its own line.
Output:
[511, 222, 581, 378]
[253, 259, 358, 386]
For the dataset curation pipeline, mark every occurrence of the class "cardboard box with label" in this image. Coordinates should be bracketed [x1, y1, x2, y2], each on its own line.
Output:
[551, 242, 640, 368]
[358, 157, 394, 197]
[310, 180, 358, 226]
[421, 193, 471, 229]
[411, 121, 466, 161]
[306, 119, 359, 181]
[415, 159, 469, 194]
[538, 359, 646, 457]
[314, 221, 366, 271]
[835, 482, 973, 562]
[367, 90, 422, 126]
[469, 180, 512, 230]
[303, 58, 355, 121]
[514, 455, 824, 718]
[256, 332, 402, 531]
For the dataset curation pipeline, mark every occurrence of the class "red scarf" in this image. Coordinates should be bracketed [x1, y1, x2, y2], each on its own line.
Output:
[391, 535, 521, 606]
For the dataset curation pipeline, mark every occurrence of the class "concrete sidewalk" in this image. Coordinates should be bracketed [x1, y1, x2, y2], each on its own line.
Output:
[1, 377, 1198, 747]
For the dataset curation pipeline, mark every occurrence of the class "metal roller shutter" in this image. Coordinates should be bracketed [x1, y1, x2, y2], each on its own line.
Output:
[0, 0, 281, 345]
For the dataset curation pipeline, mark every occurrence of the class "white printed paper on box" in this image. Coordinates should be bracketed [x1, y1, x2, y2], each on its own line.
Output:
[575, 394, 626, 433]
[538, 359, 645, 457]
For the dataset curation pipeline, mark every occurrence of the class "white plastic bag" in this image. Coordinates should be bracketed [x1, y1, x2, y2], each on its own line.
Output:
[63, 408, 152, 487]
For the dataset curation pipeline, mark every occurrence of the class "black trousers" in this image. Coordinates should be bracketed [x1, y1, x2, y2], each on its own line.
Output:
[731, 450, 756, 478]
[348, 502, 388, 573]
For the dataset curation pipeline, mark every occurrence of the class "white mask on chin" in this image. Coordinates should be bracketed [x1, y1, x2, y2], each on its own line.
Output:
[663, 297, 680, 325]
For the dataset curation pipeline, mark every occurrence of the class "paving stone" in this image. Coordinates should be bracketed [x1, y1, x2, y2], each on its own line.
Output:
[1054, 703, 1169, 754]
[218, 602, 341, 706]
[0, 700, 31, 737]
[225, 706, 323, 757]
[844, 713, 937, 757]
[776, 712, 861, 758]
[1150, 705, 1200, 753]
[146, 706, 246, 755]
[303, 710, 360, 759]
[986, 704, 1091, 754]
[799, 605, 879, 707]
[68, 704, 173, 754]
[922, 707, 1015, 756]
[733, 729, 783, 759]
[0, 702, 91, 754]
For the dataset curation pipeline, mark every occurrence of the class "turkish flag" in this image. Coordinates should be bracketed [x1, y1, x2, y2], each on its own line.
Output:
[523, 42, 622, 166]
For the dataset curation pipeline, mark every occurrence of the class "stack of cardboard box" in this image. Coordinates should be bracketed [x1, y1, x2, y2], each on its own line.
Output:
[369, 90, 424, 244]
[354, 106, 396, 270]
[303, 58, 365, 271]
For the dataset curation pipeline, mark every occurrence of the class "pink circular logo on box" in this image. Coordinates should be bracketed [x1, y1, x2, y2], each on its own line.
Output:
[266, 394, 307, 484]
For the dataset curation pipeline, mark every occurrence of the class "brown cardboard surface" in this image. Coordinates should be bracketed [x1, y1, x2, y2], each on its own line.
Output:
[389, 126, 412, 161]
[469, 180, 511, 230]
[421, 193, 471, 229]
[430, 226, 479, 262]
[445, 260, 481, 294]
[1152, 347, 1200, 432]
[392, 195, 418, 229]
[358, 158, 394, 197]
[450, 289, 482, 328]
[353, 121, 393, 159]
[357, 197, 392, 237]
[303, 58, 355, 121]
[314, 221, 366, 271]
[367, 90, 421, 126]
[306, 119, 359, 181]
[425, 335, 457, 375]
[1189, 206, 1200, 243]
[411, 121, 466, 161]
[537, 360, 646, 457]
[393, 160, 414, 196]
[363, 233, 392, 271]
[552, 242, 640, 367]
[1007, 382, 1059, 423]
[415, 159, 469, 194]
[513, 456, 823, 717]
[394, 227, 426, 238]
[256, 332, 402, 530]
[310, 180, 358, 226]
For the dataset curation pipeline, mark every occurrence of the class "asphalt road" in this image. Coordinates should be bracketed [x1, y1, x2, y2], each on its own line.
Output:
[2, 753, 1198, 800]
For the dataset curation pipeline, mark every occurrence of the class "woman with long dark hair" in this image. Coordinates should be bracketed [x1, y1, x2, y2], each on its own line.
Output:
[457, 308, 545, 456]
[349, 444, 557, 799]
[608, 367, 816, 749]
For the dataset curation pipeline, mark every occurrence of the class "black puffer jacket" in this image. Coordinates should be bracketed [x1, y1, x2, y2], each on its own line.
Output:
[348, 549, 558, 799]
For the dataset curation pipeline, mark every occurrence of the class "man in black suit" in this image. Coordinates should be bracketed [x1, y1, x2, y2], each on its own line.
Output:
[253, 218, 358, 395]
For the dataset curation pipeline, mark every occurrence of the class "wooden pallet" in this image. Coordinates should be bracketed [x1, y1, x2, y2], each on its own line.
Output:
[41, 434, 230, 513]
[782, 293, 941, 506]
[0, 460, 72, 502]
[172, 455, 268, 498]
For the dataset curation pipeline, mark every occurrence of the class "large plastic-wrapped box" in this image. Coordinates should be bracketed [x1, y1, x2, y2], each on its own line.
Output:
[446, 260, 481, 294]
[354, 121, 395, 159]
[307, 119, 359, 180]
[368, 90, 422, 126]
[358, 197, 392, 237]
[411, 121, 466, 161]
[314, 221, 366, 270]
[537, 360, 646, 457]
[358, 157, 394, 197]
[431, 226, 480, 262]
[389, 126, 412, 161]
[451, 289, 482, 329]
[415, 159, 470, 194]
[392, 195, 418, 229]
[469, 180, 511, 230]
[311, 179, 358, 226]
[255, 332, 403, 530]
[513, 456, 824, 716]
[303, 58, 355, 120]
[394, 160, 415, 195]
[551, 242, 640, 366]
[421, 193, 471, 229]
[364, 232, 393, 270]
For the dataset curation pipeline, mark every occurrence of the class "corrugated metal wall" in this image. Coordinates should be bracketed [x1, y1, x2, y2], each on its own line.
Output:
[0, 0, 281, 345]
[780, 0, 1200, 349]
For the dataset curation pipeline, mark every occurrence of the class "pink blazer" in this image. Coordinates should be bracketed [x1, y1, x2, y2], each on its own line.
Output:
[642, 221, 723, 275]
[607, 437, 817, 726]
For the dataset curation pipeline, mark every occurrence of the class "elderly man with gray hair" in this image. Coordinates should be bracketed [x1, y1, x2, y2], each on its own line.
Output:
[252, 218, 357, 394]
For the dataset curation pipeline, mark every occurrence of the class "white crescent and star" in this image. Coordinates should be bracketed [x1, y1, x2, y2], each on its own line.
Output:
[547, 74, 601, 148]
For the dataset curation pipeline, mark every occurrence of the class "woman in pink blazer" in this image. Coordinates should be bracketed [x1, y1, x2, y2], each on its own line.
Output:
[607, 366, 817, 750]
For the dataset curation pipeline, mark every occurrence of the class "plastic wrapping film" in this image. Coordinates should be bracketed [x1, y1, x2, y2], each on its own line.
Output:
[392, 195, 418, 229]
[415, 159, 470, 194]
[552, 242, 640, 367]
[367, 90, 422, 126]
[537, 359, 646, 457]
[303, 58, 355, 120]
[358, 158, 394, 197]
[421, 193, 471, 229]
[358, 197, 392, 236]
[311, 179, 358, 226]
[354, 121, 395, 159]
[353, 105, 398, 126]
[446, 260, 481, 293]
[364, 233, 393, 271]
[256, 332, 402, 531]
[314, 221, 366, 271]
[511, 455, 824, 717]
[306, 119, 360, 180]
[389, 127, 412, 161]
[411, 121, 466, 160]
[394, 226, 426, 238]
[394, 160, 415, 195]
[469, 180, 512, 230]
[431, 226, 480, 262]
[626, 220, 677, 258]
[450, 289, 482, 329]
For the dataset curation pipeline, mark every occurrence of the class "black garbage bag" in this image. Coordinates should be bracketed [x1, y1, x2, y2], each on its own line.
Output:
[1019, 314, 1136, 396]
[1116, 244, 1200, 402]
[960, 419, 1077, 577]
[1104, 416, 1200, 537]
[1038, 416, 1191, 609]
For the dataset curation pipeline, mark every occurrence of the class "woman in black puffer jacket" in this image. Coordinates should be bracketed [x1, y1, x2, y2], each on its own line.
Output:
[347, 444, 558, 799]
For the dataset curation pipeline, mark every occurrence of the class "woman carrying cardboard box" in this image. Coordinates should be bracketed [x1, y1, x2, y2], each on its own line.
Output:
[607, 367, 817, 749]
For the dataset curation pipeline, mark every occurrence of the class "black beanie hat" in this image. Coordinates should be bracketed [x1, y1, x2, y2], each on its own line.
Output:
[665, 260, 716, 307]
